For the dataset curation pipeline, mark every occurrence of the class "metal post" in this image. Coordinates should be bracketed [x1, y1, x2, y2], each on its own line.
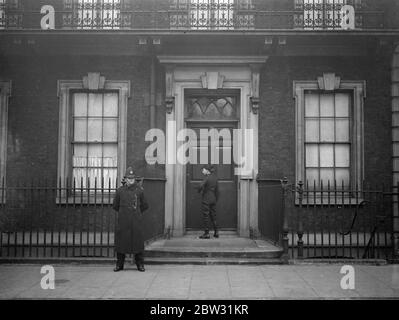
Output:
[281, 177, 289, 262]
[394, 182, 399, 259]
[297, 180, 304, 259]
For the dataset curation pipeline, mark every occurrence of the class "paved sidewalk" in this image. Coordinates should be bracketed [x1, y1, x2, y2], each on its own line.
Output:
[0, 263, 398, 299]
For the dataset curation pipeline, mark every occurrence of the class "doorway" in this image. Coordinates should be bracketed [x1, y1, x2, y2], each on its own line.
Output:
[184, 90, 239, 230]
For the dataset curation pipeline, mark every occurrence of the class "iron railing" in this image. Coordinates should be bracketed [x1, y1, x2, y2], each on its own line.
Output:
[277, 179, 396, 260]
[0, 177, 396, 260]
[0, 177, 165, 258]
[0, 0, 386, 31]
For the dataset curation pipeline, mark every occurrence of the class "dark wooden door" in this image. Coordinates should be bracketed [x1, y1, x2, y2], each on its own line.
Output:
[185, 124, 237, 230]
[184, 91, 239, 230]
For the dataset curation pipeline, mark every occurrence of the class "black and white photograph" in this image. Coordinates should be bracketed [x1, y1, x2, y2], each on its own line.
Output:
[0, 0, 398, 310]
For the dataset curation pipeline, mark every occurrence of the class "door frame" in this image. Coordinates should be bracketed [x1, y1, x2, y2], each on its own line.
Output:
[158, 55, 267, 237]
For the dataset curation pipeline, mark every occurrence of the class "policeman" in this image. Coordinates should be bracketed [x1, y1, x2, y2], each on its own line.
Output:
[112, 167, 149, 272]
[197, 164, 219, 239]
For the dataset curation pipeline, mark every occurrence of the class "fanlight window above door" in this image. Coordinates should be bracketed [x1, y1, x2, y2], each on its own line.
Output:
[185, 95, 238, 121]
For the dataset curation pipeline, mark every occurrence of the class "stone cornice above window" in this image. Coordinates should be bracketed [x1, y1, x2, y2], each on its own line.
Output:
[57, 72, 131, 96]
[317, 73, 341, 91]
[293, 74, 366, 97]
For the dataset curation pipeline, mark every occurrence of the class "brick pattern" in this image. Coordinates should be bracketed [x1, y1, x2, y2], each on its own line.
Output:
[2, 55, 154, 183]
[0, 52, 394, 238]
[259, 55, 392, 188]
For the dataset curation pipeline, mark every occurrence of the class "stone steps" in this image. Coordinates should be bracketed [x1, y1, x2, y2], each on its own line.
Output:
[144, 232, 284, 264]
[144, 257, 285, 265]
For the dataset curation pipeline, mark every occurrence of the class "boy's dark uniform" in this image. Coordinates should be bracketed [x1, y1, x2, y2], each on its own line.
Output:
[112, 167, 149, 271]
[198, 166, 219, 237]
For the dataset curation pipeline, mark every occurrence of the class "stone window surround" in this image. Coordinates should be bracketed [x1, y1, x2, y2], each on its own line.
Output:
[293, 73, 366, 204]
[57, 72, 130, 203]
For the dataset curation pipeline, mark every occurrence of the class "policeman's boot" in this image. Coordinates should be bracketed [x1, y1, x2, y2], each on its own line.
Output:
[113, 262, 124, 272]
[114, 253, 125, 272]
[135, 253, 145, 272]
[113, 265, 124, 272]
[213, 221, 219, 238]
[199, 231, 210, 239]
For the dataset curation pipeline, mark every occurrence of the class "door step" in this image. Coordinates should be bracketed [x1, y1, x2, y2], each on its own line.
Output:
[144, 233, 284, 265]
[144, 257, 285, 265]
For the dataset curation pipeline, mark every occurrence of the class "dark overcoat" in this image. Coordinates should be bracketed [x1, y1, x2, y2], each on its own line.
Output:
[112, 183, 149, 254]
[198, 172, 219, 204]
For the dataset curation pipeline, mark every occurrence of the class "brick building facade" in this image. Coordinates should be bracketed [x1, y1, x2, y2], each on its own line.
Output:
[0, 0, 398, 259]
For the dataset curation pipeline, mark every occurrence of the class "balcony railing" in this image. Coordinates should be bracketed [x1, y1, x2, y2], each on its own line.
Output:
[0, 0, 387, 31]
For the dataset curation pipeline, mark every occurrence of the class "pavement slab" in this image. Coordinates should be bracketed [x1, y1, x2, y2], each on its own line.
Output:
[293, 265, 361, 299]
[259, 266, 319, 298]
[145, 265, 194, 299]
[102, 269, 158, 299]
[227, 265, 275, 299]
[0, 263, 399, 300]
[352, 267, 399, 298]
[189, 265, 232, 299]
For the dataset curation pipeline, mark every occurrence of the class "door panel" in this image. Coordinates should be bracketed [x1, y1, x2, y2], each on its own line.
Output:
[186, 124, 237, 230]
[185, 90, 239, 230]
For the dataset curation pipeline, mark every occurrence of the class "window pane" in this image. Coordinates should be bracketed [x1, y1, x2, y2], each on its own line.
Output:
[305, 119, 319, 142]
[205, 103, 219, 118]
[305, 93, 319, 117]
[335, 119, 350, 142]
[71, 90, 121, 190]
[73, 168, 87, 188]
[73, 93, 87, 117]
[103, 168, 117, 189]
[320, 94, 334, 117]
[74, 119, 87, 141]
[335, 93, 350, 117]
[104, 92, 118, 117]
[306, 168, 319, 187]
[320, 168, 334, 187]
[335, 144, 350, 167]
[73, 145, 87, 167]
[88, 144, 102, 167]
[394, 128, 399, 141]
[87, 168, 102, 186]
[320, 144, 334, 167]
[320, 119, 334, 142]
[88, 93, 103, 117]
[103, 119, 118, 142]
[305, 144, 318, 167]
[222, 103, 234, 118]
[87, 119, 102, 141]
[336, 168, 350, 189]
[103, 144, 118, 167]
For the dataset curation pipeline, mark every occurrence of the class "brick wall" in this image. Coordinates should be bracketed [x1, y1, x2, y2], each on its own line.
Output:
[0, 53, 165, 241]
[0, 45, 393, 238]
[1, 54, 158, 183]
[259, 53, 392, 188]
